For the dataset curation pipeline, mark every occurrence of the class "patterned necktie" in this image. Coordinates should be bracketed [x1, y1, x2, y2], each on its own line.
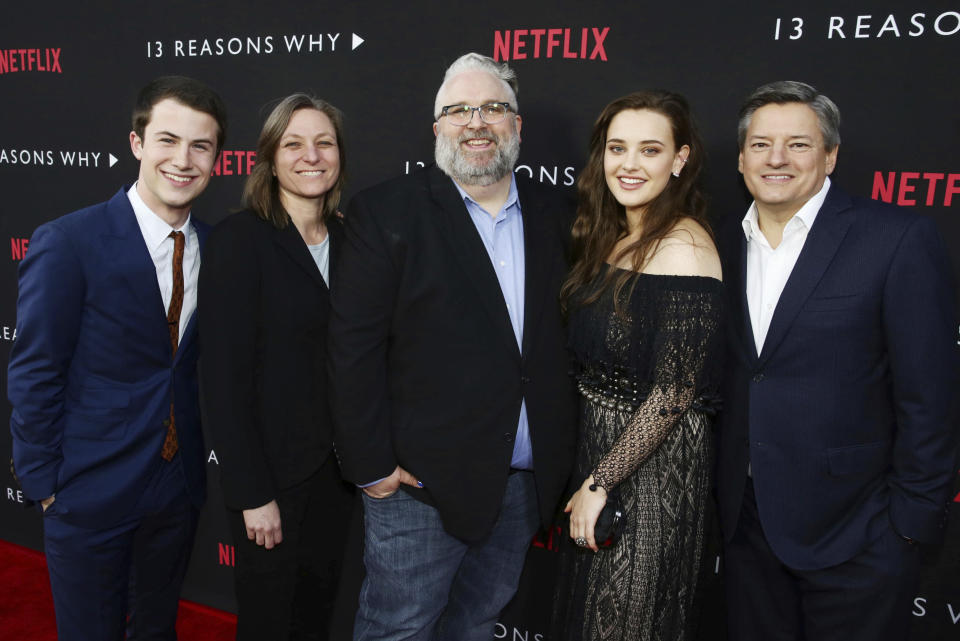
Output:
[161, 230, 185, 461]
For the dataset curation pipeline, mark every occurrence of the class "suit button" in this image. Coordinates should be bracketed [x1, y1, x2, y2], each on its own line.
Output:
[520, 376, 531, 384]
[503, 433, 514, 443]
[752, 373, 765, 383]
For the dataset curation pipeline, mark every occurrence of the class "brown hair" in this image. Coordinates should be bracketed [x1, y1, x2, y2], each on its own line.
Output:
[243, 94, 347, 229]
[131, 76, 227, 153]
[561, 90, 709, 313]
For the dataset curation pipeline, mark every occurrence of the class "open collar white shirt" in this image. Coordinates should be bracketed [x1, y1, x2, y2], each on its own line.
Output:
[127, 183, 199, 339]
[742, 177, 831, 354]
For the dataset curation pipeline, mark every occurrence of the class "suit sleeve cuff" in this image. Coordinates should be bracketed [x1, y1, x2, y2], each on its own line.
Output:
[889, 492, 949, 545]
[357, 475, 391, 489]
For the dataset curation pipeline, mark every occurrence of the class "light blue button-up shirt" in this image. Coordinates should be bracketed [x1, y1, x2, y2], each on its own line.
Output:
[453, 175, 533, 470]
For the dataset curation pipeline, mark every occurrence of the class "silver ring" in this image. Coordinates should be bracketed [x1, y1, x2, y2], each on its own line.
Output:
[575, 537, 587, 547]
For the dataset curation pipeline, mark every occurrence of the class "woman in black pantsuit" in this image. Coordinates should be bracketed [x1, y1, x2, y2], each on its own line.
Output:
[199, 94, 353, 640]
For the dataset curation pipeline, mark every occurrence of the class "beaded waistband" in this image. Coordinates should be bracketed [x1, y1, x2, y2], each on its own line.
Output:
[577, 380, 721, 417]
[577, 381, 640, 412]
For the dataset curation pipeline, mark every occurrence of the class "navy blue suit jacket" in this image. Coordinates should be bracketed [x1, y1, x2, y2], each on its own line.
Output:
[9, 187, 208, 529]
[716, 183, 959, 570]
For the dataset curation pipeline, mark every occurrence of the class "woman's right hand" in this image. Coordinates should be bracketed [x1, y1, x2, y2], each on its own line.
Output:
[565, 475, 608, 552]
[243, 499, 282, 549]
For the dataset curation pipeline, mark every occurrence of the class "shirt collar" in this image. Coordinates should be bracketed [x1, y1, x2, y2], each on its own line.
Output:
[451, 173, 520, 218]
[741, 176, 831, 242]
[127, 182, 192, 252]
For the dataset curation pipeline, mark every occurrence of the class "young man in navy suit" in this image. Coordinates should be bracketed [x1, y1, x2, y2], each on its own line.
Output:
[716, 80, 959, 641]
[8, 76, 227, 640]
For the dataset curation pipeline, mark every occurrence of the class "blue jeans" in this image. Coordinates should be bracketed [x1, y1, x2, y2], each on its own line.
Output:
[354, 471, 539, 641]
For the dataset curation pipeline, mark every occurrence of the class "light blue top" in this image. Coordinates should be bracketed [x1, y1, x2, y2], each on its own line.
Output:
[306, 235, 330, 287]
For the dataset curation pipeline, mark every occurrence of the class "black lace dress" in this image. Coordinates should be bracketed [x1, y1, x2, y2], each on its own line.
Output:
[552, 267, 723, 641]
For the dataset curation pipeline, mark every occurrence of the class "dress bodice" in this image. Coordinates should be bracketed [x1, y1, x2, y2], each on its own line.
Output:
[567, 266, 724, 490]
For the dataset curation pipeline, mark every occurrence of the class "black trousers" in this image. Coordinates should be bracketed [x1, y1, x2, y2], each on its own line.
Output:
[229, 455, 355, 641]
[723, 479, 921, 641]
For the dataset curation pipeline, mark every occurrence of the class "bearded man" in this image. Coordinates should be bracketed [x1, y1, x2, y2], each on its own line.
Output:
[328, 52, 577, 641]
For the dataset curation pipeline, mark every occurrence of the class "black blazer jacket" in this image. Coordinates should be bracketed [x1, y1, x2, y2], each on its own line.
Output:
[199, 210, 341, 511]
[329, 164, 577, 542]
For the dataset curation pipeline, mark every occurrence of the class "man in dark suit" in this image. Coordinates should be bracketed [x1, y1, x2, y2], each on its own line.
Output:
[716, 80, 958, 641]
[8, 76, 226, 640]
[329, 53, 576, 641]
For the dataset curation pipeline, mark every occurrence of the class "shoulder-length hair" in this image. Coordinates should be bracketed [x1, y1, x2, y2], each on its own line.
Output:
[243, 94, 347, 229]
[561, 90, 709, 313]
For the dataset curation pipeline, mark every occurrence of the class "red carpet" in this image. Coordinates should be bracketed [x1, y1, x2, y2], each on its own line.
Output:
[0, 538, 236, 640]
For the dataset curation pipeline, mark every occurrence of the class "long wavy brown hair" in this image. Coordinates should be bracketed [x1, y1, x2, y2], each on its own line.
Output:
[561, 91, 709, 313]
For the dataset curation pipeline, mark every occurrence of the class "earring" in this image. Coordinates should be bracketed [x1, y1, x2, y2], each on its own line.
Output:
[673, 158, 687, 177]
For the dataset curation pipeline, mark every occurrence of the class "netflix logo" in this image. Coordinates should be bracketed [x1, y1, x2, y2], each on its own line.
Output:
[218, 542, 236, 567]
[531, 525, 562, 552]
[0, 48, 62, 74]
[212, 150, 256, 177]
[11, 237, 28, 261]
[871, 171, 960, 208]
[493, 27, 610, 62]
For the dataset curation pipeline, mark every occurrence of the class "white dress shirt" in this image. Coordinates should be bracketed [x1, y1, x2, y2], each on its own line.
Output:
[743, 177, 831, 354]
[127, 184, 199, 339]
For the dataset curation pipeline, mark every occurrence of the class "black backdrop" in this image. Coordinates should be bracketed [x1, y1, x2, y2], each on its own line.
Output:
[2, 1, 959, 638]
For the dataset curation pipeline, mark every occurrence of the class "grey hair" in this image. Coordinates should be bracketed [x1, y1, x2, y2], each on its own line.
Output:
[434, 53, 519, 120]
[737, 81, 841, 151]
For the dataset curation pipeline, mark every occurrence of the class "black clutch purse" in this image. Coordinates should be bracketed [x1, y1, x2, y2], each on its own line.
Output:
[565, 492, 625, 549]
[593, 496, 625, 547]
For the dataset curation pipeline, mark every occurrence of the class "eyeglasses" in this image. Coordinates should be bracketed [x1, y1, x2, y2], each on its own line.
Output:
[438, 102, 513, 126]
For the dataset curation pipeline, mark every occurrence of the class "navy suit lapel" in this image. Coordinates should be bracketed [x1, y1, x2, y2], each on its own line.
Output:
[517, 180, 555, 358]
[176, 217, 210, 360]
[736, 229, 760, 363]
[100, 189, 169, 342]
[758, 186, 855, 366]
[194, 217, 210, 249]
[427, 165, 519, 357]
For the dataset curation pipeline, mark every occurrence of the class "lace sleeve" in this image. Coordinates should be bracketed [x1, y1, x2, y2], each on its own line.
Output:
[590, 287, 721, 492]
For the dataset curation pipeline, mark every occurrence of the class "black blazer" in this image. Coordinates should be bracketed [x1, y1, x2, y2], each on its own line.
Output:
[329, 164, 577, 542]
[716, 184, 959, 570]
[199, 210, 341, 511]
